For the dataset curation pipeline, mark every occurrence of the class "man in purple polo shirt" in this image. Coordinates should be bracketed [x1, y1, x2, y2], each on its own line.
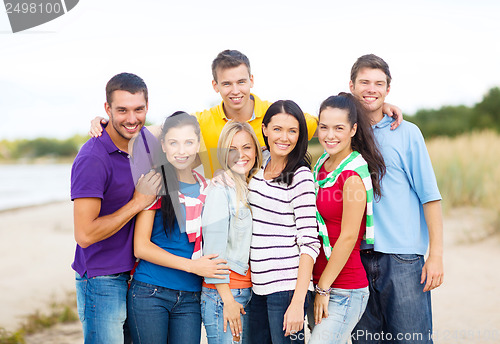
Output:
[71, 72, 161, 343]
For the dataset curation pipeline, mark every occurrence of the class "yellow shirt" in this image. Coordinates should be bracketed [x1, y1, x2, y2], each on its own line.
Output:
[194, 94, 318, 177]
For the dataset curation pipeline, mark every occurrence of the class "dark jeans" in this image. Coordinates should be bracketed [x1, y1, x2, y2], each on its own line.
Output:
[352, 251, 433, 344]
[249, 290, 311, 344]
[127, 279, 201, 344]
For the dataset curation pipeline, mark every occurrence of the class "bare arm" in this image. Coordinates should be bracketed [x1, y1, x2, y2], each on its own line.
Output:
[133, 209, 230, 279]
[382, 102, 403, 130]
[88, 116, 107, 137]
[74, 171, 160, 248]
[421, 200, 444, 292]
[314, 176, 366, 324]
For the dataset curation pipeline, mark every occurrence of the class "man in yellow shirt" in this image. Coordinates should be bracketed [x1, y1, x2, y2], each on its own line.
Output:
[194, 50, 318, 176]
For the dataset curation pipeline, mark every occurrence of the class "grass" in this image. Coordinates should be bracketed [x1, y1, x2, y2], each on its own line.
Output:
[0, 293, 78, 344]
[426, 131, 500, 212]
[427, 130, 500, 234]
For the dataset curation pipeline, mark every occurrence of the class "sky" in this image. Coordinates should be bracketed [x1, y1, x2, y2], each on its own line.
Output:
[1, 0, 499, 140]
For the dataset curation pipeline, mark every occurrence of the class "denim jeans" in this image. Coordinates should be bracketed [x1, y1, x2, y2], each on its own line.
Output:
[201, 286, 252, 344]
[352, 251, 433, 344]
[75, 271, 129, 344]
[307, 287, 369, 344]
[127, 279, 201, 344]
[249, 290, 311, 344]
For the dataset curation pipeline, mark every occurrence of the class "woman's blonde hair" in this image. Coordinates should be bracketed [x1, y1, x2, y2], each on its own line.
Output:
[217, 121, 262, 211]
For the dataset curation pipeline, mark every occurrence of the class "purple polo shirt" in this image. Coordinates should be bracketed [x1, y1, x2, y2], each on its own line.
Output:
[71, 127, 158, 278]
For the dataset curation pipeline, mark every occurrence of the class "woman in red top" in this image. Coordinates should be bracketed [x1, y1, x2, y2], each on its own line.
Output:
[309, 93, 385, 344]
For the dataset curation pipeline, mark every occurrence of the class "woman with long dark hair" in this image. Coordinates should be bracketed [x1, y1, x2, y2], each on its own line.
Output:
[308, 92, 385, 344]
[248, 100, 320, 344]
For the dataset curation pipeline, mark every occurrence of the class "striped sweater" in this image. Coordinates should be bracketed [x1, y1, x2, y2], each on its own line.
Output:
[248, 165, 321, 295]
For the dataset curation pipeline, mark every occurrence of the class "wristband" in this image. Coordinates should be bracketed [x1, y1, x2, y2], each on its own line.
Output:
[315, 284, 332, 296]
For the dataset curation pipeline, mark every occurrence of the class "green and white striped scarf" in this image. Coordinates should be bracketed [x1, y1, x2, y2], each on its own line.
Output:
[313, 150, 374, 260]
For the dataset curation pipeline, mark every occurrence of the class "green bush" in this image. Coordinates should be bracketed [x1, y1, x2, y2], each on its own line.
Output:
[407, 105, 474, 138]
[406, 86, 500, 138]
[0, 135, 87, 161]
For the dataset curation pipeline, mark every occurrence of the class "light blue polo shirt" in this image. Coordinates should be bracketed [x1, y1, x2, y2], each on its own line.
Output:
[361, 115, 442, 255]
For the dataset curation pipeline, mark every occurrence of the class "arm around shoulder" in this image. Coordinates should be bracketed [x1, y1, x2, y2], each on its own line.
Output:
[382, 102, 403, 130]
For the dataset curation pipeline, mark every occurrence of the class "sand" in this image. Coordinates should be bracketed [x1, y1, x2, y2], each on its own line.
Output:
[0, 202, 499, 343]
[0, 202, 76, 332]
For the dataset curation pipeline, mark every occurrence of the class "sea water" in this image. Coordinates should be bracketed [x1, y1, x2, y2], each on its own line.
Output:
[0, 164, 72, 211]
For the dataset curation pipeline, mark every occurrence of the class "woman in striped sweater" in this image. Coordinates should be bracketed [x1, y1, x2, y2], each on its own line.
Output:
[248, 100, 321, 344]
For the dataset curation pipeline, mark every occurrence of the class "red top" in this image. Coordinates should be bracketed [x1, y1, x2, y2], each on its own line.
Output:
[313, 166, 368, 289]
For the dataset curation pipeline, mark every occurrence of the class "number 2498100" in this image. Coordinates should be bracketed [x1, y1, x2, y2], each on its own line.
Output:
[5, 2, 62, 14]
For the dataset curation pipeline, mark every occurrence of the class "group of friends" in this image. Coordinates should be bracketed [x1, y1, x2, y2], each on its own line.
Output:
[71, 50, 444, 344]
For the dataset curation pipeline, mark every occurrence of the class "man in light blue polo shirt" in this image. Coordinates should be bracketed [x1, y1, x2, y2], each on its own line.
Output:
[349, 55, 444, 344]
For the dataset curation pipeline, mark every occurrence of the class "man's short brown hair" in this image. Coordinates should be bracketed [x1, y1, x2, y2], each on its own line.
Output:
[211, 50, 251, 82]
[351, 54, 392, 87]
[106, 72, 148, 105]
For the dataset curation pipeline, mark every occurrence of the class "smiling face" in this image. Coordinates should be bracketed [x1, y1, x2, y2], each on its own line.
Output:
[318, 107, 357, 159]
[161, 125, 200, 172]
[212, 64, 254, 117]
[105, 90, 147, 142]
[262, 113, 300, 160]
[227, 130, 258, 176]
[349, 67, 390, 117]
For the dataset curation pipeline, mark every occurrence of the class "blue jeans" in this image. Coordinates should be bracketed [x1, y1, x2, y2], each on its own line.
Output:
[75, 271, 129, 344]
[127, 279, 201, 344]
[249, 290, 311, 344]
[307, 287, 369, 344]
[352, 251, 433, 344]
[201, 286, 252, 344]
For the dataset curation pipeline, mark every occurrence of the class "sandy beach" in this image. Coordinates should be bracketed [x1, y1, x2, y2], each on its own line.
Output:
[0, 202, 76, 332]
[0, 201, 499, 343]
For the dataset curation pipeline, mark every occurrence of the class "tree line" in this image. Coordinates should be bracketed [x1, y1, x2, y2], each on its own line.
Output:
[0, 135, 87, 160]
[407, 86, 500, 138]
